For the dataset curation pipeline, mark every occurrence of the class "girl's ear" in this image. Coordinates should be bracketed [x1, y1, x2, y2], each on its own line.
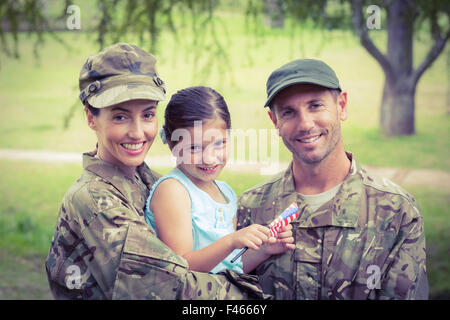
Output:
[85, 108, 97, 130]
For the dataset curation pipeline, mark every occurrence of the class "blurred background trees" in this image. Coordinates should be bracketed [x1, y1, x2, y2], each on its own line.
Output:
[0, 0, 449, 136]
[259, 0, 449, 135]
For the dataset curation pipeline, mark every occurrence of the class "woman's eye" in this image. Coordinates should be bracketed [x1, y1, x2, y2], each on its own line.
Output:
[113, 114, 126, 121]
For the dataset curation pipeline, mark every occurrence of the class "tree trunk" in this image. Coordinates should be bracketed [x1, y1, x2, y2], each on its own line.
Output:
[380, 0, 416, 136]
[351, 0, 449, 136]
[380, 77, 416, 136]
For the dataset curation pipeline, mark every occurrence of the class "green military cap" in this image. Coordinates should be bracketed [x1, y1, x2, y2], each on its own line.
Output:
[265, 59, 341, 107]
[79, 43, 166, 108]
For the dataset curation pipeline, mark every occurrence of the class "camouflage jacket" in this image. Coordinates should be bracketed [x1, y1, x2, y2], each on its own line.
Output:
[237, 153, 428, 300]
[45, 150, 270, 300]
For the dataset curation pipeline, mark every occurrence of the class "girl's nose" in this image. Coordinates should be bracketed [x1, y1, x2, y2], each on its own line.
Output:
[202, 146, 219, 165]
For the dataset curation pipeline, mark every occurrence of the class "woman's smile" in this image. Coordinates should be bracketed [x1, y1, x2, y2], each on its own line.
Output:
[120, 141, 147, 155]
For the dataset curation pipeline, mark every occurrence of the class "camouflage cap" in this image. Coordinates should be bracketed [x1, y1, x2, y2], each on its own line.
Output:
[265, 59, 341, 107]
[79, 43, 166, 108]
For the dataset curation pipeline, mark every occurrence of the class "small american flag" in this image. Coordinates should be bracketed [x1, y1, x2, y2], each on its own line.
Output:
[230, 202, 300, 263]
[269, 202, 299, 237]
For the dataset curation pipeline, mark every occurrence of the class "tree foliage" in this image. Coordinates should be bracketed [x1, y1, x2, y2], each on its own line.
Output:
[0, 0, 47, 59]
[0, 0, 233, 83]
[0, 0, 225, 56]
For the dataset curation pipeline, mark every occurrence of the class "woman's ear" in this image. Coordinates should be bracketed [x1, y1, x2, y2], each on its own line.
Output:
[85, 108, 97, 130]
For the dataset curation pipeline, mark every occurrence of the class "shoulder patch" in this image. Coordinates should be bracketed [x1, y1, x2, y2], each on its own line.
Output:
[88, 176, 126, 212]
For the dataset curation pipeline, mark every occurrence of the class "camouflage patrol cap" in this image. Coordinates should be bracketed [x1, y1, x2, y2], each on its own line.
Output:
[265, 59, 341, 107]
[79, 43, 166, 108]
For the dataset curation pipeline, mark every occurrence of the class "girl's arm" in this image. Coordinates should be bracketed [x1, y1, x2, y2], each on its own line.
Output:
[151, 179, 270, 273]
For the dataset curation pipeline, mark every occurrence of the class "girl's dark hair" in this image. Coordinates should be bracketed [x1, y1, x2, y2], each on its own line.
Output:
[163, 86, 231, 145]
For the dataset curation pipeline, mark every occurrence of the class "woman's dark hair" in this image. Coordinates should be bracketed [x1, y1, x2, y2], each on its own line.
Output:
[85, 102, 100, 116]
[163, 86, 231, 145]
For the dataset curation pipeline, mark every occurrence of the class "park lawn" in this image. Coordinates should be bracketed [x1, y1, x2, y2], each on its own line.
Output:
[0, 159, 448, 299]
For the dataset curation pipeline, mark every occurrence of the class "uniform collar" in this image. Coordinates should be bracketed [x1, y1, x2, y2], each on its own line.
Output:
[82, 149, 157, 193]
[277, 152, 363, 228]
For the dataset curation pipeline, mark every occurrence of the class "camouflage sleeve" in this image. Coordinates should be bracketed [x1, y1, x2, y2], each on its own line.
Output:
[377, 198, 428, 300]
[236, 195, 254, 231]
[60, 185, 269, 300]
[114, 223, 271, 300]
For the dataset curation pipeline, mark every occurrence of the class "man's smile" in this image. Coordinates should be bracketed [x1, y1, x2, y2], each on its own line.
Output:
[296, 134, 322, 144]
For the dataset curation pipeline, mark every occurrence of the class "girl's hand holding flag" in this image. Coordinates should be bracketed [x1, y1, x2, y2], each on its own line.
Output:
[240, 224, 295, 273]
[239, 203, 299, 273]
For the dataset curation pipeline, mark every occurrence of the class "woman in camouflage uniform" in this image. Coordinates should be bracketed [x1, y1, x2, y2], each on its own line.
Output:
[45, 43, 269, 300]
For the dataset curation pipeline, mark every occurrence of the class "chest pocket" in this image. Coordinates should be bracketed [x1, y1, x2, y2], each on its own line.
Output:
[293, 223, 322, 263]
[112, 224, 185, 300]
[322, 227, 397, 300]
[292, 223, 323, 299]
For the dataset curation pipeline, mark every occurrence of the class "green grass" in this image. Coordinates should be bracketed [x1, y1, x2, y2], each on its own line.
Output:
[407, 186, 450, 299]
[0, 250, 52, 299]
[0, 160, 448, 299]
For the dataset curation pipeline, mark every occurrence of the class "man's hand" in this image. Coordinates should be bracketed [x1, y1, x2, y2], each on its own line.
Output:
[262, 224, 296, 255]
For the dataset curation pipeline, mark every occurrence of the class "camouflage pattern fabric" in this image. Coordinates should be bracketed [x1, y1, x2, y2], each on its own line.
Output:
[79, 43, 166, 109]
[237, 152, 428, 300]
[45, 150, 271, 300]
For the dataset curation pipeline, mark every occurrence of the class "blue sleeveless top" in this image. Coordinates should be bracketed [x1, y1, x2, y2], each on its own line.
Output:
[144, 168, 243, 274]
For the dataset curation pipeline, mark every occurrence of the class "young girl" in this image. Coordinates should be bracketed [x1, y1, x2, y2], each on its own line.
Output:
[145, 86, 294, 274]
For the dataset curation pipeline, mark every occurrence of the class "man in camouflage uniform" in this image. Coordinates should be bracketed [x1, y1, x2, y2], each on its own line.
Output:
[237, 59, 428, 299]
[45, 43, 269, 300]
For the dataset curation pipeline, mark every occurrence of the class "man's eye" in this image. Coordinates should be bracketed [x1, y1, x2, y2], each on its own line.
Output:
[282, 110, 293, 117]
[311, 103, 323, 109]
